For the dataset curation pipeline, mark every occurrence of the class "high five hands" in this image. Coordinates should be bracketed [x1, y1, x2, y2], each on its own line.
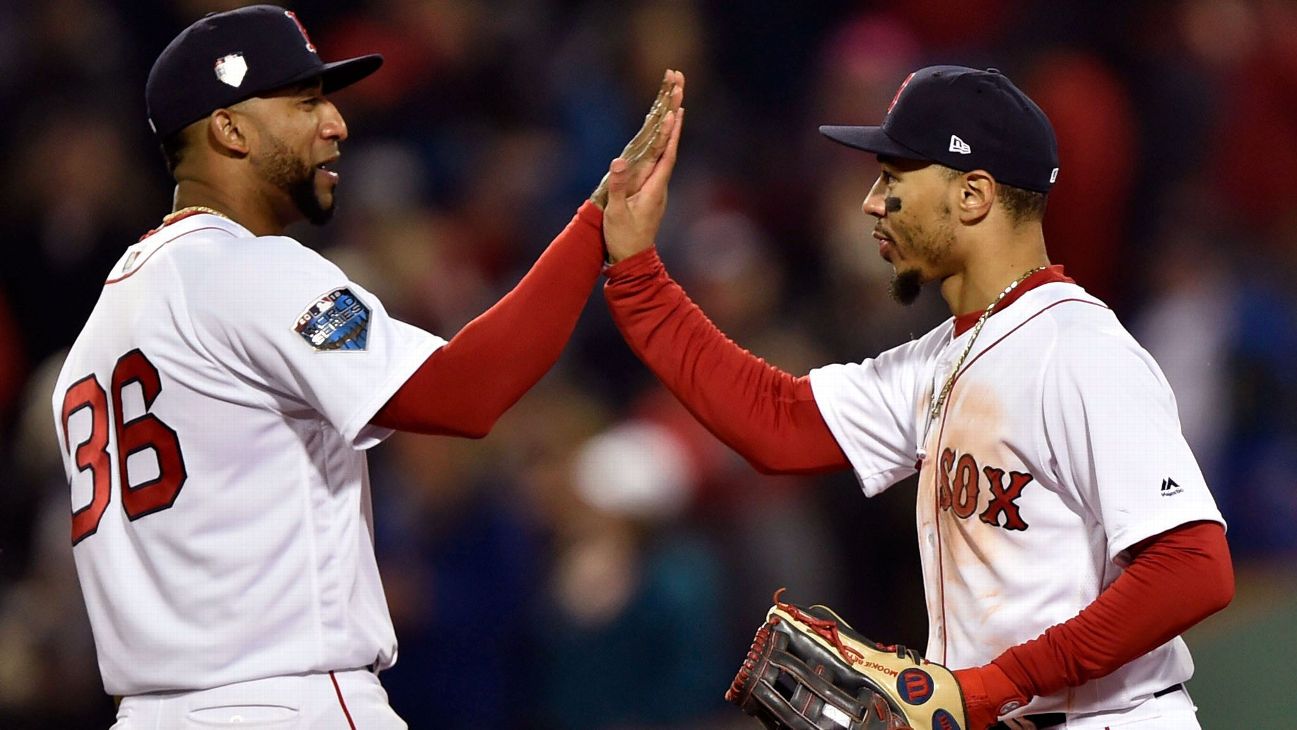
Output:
[592, 69, 685, 264]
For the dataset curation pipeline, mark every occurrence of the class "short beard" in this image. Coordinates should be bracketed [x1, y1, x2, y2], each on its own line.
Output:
[254, 135, 334, 225]
[890, 268, 923, 305]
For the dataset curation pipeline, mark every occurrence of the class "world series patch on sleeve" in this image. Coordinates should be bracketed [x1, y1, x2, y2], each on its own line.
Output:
[295, 287, 371, 351]
[726, 590, 966, 730]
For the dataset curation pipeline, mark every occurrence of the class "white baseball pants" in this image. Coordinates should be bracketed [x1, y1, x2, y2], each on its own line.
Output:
[111, 668, 406, 729]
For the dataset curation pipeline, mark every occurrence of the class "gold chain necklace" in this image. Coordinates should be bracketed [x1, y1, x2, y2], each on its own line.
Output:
[161, 206, 231, 225]
[141, 206, 232, 241]
[924, 265, 1048, 434]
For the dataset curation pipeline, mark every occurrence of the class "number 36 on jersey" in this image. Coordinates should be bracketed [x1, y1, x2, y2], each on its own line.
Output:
[59, 349, 187, 544]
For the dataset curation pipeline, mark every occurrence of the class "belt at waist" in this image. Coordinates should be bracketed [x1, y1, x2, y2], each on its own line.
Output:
[993, 684, 1184, 729]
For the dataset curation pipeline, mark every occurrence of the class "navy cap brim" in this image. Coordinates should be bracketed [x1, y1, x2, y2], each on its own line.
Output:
[318, 54, 383, 95]
[818, 125, 929, 162]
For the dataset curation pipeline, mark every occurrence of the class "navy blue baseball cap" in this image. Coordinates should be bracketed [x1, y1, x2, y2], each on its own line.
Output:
[820, 65, 1059, 193]
[146, 5, 382, 138]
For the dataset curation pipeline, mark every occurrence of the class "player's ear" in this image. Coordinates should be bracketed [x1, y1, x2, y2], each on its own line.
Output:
[207, 109, 251, 157]
[956, 170, 995, 224]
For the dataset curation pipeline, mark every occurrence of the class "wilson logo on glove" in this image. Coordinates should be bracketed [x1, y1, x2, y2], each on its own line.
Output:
[897, 668, 935, 704]
[933, 709, 962, 730]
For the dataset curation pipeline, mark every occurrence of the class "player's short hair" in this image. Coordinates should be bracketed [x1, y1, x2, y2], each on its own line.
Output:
[160, 130, 187, 177]
[940, 165, 1047, 223]
[996, 182, 1048, 222]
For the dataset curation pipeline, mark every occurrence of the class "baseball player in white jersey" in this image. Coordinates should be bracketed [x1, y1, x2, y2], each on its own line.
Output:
[598, 65, 1233, 728]
[51, 5, 683, 728]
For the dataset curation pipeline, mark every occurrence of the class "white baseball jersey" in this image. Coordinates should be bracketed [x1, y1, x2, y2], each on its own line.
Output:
[52, 212, 444, 696]
[809, 276, 1224, 718]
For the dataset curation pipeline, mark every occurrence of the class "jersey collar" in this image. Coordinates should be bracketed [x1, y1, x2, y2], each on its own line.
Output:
[140, 210, 254, 242]
[952, 264, 1074, 337]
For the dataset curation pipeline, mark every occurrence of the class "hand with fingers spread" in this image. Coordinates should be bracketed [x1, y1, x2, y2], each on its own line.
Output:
[602, 99, 683, 264]
[590, 69, 685, 209]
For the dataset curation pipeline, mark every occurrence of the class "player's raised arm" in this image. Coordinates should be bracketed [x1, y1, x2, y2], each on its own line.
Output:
[371, 71, 684, 437]
[600, 103, 850, 475]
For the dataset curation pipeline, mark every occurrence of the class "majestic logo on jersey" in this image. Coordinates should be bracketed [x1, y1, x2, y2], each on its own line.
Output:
[214, 53, 248, 88]
[295, 288, 370, 351]
[937, 447, 1034, 531]
[1160, 477, 1183, 496]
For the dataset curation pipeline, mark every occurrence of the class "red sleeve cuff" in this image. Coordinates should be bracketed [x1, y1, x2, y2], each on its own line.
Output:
[954, 663, 1029, 729]
[604, 246, 662, 280]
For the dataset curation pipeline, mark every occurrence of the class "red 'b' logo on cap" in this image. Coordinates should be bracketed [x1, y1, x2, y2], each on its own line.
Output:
[887, 72, 915, 115]
[284, 10, 317, 54]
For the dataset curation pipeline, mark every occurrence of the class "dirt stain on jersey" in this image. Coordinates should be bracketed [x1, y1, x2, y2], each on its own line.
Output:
[935, 381, 1011, 572]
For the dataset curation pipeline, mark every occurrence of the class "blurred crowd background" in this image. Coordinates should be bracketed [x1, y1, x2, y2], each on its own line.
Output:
[2, 0, 1296, 727]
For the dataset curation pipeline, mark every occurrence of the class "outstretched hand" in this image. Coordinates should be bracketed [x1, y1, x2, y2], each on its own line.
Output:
[602, 92, 684, 264]
[590, 69, 685, 210]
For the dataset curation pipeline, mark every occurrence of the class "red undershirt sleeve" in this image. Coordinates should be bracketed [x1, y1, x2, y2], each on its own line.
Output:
[956, 520, 1233, 724]
[370, 202, 605, 437]
[602, 247, 849, 474]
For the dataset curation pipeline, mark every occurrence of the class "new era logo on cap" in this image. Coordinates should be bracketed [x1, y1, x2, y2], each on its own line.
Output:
[948, 135, 971, 154]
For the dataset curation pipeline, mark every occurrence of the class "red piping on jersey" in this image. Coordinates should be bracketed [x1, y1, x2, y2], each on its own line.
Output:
[930, 296, 1108, 661]
[931, 424, 949, 662]
[105, 227, 229, 284]
[952, 265, 1074, 337]
[948, 298, 1108, 396]
[329, 671, 357, 730]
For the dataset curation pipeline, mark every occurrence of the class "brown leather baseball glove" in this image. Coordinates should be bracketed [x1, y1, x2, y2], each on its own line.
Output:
[726, 590, 967, 730]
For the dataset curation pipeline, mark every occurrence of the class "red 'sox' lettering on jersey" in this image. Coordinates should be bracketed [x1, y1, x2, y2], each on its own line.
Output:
[938, 448, 1035, 531]
[980, 466, 1034, 531]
